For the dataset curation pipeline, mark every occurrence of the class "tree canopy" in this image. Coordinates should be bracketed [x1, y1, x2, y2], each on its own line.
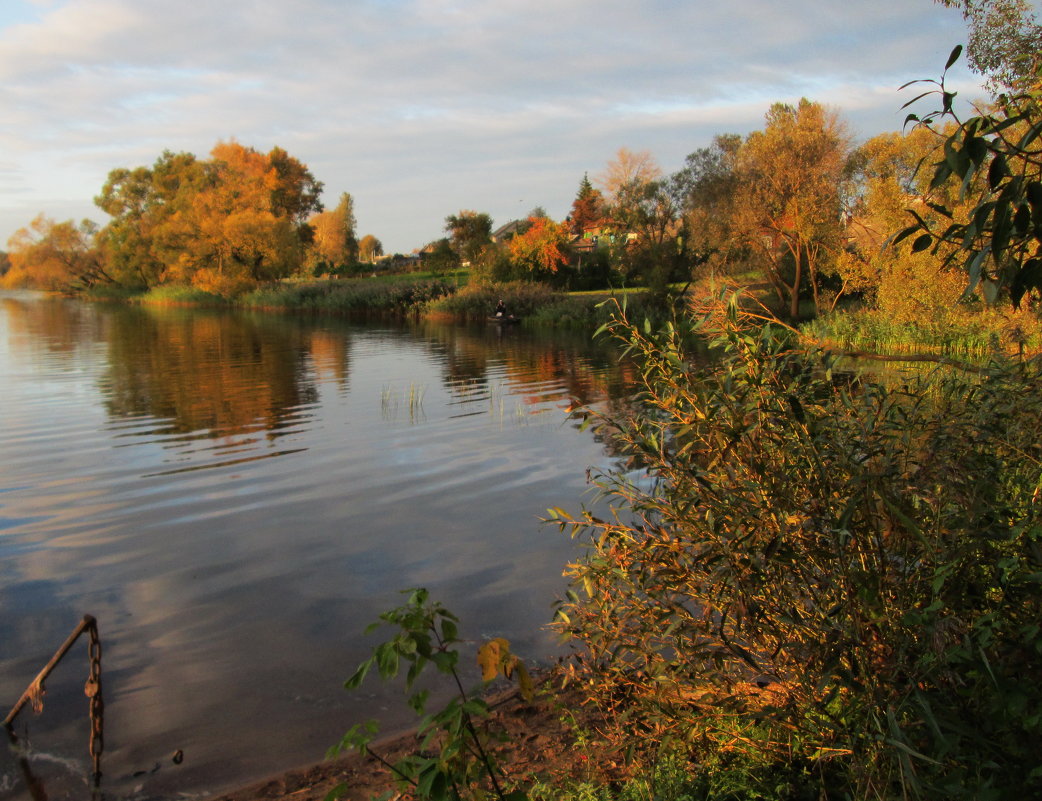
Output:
[93, 141, 323, 294]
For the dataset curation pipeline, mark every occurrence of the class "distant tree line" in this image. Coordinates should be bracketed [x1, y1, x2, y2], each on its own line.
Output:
[1, 141, 382, 296]
[5, 0, 1041, 319]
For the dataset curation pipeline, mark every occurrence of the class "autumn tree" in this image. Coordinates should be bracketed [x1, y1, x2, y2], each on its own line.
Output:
[308, 192, 359, 275]
[732, 99, 853, 319]
[508, 216, 571, 278]
[3, 214, 107, 290]
[359, 234, 384, 263]
[444, 210, 493, 266]
[94, 142, 323, 295]
[840, 126, 972, 319]
[568, 173, 607, 236]
[596, 147, 662, 203]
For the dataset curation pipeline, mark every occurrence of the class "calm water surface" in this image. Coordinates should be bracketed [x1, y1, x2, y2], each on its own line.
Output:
[0, 292, 633, 801]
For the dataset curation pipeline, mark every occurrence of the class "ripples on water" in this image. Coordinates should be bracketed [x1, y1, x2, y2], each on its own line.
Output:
[0, 293, 634, 801]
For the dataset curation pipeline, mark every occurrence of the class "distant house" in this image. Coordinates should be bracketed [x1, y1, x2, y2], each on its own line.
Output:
[491, 219, 529, 243]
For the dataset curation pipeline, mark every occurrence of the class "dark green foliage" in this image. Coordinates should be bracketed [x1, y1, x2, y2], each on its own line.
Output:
[239, 278, 456, 315]
[427, 282, 561, 321]
[899, 48, 1042, 308]
[328, 589, 531, 801]
[551, 295, 1042, 799]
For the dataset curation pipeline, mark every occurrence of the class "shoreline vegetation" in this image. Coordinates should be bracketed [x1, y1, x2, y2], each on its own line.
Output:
[78, 271, 1042, 364]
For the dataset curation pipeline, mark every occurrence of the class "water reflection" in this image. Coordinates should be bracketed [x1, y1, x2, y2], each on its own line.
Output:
[0, 293, 635, 801]
[101, 307, 321, 445]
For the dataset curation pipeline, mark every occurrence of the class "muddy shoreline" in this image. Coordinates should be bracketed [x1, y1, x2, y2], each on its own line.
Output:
[203, 680, 589, 801]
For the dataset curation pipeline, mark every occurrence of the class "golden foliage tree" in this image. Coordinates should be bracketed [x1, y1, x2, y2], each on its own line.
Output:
[3, 214, 107, 290]
[94, 141, 323, 295]
[846, 126, 971, 322]
[308, 192, 359, 275]
[732, 99, 852, 319]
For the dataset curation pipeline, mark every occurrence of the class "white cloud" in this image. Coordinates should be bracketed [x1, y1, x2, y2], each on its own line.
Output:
[0, 0, 986, 253]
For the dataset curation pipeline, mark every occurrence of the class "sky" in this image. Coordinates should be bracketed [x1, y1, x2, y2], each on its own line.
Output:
[0, 0, 996, 256]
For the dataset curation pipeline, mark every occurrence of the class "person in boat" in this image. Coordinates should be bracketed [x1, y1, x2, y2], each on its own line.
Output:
[494, 299, 507, 318]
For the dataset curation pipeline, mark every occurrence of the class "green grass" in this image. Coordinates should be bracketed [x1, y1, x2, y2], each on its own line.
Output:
[237, 277, 457, 314]
[802, 307, 1042, 360]
[139, 285, 229, 306]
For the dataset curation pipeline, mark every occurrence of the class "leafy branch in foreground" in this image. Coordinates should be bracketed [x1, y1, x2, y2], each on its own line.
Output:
[327, 588, 532, 801]
[896, 45, 1042, 307]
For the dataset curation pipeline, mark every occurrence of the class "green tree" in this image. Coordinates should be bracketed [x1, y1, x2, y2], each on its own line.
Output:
[445, 210, 493, 266]
[935, 0, 1042, 89]
[674, 134, 746, 276]
[605, 174, 689, 290]
[424, 238, 459, 276]
[94, 152, 205, 288]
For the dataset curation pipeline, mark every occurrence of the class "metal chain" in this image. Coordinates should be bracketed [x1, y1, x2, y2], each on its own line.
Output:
[85, 621, 104, 781]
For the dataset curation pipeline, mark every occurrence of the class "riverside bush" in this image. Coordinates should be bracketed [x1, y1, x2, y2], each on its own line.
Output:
[238, 278, 456, 314]
[550, 295, 1042, 799]
[428, 282, 562, 321]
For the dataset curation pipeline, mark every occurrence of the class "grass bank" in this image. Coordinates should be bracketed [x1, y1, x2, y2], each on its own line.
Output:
[82, 275, 679, 330]
[803, 306, 1042, 361]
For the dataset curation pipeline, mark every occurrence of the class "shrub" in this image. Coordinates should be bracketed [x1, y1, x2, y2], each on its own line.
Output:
[238, 278, 456, 314]
[428, 282, 561, 321]
[550, 295, 1042, 799]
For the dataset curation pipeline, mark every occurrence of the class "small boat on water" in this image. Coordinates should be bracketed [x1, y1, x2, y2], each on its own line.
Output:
[488, 315, 521, 325]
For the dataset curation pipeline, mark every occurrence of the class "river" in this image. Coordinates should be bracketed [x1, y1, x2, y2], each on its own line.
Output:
[0, 291, 634, 801]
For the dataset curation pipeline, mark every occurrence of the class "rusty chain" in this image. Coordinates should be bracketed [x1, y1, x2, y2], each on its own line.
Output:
[3, 614, 104, 784]
[85, 619, 104, 781]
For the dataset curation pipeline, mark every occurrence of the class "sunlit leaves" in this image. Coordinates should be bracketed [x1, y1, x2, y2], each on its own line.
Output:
[92, 141, 323, 295]
[553, 298, 1042, 796]
[507, 216, 570, 276]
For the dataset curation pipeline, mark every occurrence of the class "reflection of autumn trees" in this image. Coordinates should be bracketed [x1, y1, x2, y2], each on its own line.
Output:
[422, 323, 638, 413]
[0, 295, 106, 359]
[308, 329, 351, 389]
[103, 307, 322, 439]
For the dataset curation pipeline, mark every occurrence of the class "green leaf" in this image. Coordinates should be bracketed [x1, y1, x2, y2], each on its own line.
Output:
[324, 782, 349, 801]
[911, 234, 933, 253]
[988, 153, 1008, 190]
[1011, 259, 1042, 309]
[945, 44, 963, 70]
[344, 658, 374, 689]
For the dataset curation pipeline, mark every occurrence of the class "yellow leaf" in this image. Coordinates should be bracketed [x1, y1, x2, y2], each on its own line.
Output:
[477, 638, 509, 681]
